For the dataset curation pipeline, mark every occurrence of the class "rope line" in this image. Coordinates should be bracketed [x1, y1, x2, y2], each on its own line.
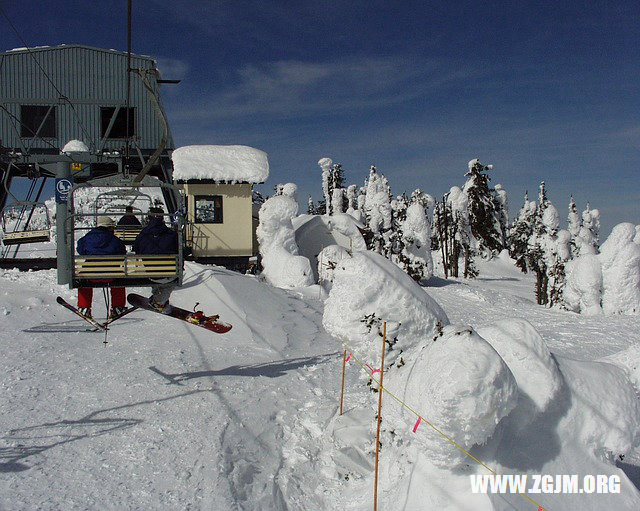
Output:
[340, 340, 547, 511]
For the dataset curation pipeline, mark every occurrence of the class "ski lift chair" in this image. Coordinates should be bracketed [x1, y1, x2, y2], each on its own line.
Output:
[1, 202, 51, 246]
[67, 183, 184, 290]
[93, 189, 152, 245]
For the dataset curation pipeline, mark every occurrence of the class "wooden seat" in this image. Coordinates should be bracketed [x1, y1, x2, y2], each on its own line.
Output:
[74, 254, 178, 280]
[113, 226, 143, 244]
[2, 229, 51, 245]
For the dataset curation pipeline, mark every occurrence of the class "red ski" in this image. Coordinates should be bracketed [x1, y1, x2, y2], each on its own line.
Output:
[127, 293, 232, 334]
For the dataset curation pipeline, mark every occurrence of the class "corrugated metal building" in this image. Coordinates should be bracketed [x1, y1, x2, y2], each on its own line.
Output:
[0, 44, 174, 155]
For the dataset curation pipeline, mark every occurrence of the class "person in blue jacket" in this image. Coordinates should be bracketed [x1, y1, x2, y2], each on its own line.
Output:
[133, 207, 179, 311]
[76, 216, 127, 319]
[117, 205, 141, 227]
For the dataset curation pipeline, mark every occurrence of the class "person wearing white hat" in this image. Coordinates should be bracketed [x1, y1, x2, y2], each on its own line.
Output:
[76, 216, 127, 319]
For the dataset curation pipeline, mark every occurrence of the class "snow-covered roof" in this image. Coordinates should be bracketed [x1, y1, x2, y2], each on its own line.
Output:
[171, 145, 269, 184]
[1, 44, 153, 60]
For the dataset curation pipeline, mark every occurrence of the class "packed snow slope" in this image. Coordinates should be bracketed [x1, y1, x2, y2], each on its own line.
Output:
[1, 256, 640, 510]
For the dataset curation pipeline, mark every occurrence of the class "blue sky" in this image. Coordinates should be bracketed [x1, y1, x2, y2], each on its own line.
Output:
[2, 1, 639, 236]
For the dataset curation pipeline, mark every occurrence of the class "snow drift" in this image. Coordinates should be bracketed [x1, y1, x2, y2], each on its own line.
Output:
[323, 251, 449, 368]
[387, 325, 518, 468]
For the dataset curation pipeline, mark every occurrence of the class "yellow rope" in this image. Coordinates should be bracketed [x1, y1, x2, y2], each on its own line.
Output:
[341, 340, 547, 511]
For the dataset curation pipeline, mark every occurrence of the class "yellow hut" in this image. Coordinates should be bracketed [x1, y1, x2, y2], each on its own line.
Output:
[172, 145, 269, 270]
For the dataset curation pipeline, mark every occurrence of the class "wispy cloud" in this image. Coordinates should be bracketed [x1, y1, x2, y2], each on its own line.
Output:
[155, 57, 190, 80]
[169, 56, 479, 121]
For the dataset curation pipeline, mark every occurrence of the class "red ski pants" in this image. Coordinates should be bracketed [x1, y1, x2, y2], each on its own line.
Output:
[78, 287, 126, 308]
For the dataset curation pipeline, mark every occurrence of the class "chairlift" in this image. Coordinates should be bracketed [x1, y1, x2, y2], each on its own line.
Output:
[92, 188, 153, 244]
[1, 201, 52, 246]
[64, 180, 185, 290]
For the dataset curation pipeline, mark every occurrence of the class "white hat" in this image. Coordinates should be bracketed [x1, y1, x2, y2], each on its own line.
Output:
[97, 216, 115, 228]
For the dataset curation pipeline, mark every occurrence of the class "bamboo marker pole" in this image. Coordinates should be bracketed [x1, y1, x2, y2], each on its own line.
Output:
[373, 321, 387, 511]
[339, 349, 347, 415]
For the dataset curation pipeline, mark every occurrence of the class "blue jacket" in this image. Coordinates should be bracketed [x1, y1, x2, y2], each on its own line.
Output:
[117, 214, 141, 227]
[133, 218, 178, 255]
[77, 227, 127, 256]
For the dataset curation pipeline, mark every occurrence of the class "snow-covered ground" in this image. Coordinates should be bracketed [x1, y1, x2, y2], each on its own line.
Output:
[1, 254, 639, 510]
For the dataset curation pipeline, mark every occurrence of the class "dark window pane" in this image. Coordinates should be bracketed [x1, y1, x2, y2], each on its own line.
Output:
[20, 105, 56, 138]
[194, 195, 223, 224]
[100, 107, 135, 138]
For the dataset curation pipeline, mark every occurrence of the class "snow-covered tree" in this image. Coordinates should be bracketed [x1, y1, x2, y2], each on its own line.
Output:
[463, 159, 502, 257]
[307, 196, 315, 215]
[527, 182, 551, 305]
[257, 192, 314, 289]
[575, 204, 600, 256]
[433, 187, 476, 279]
[362, 166, 393, 254]
[493, 183, 509, 249]
[345, 184, 358, 215]
[318, 157, 333, 215]
[396, 191, 434, 280]
[509, 192, 536, 272]
[567, 195, 580, 256]
[540, 204, 571, 307]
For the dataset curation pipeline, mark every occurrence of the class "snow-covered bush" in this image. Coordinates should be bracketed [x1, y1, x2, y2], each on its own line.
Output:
[477, 319, 563, 430]
[564, 254, 603, 315]
[317, 244, 351, 286]
[323, 251, 449, 369]
[387, 325, 518, 468]
[257, 194, 314, 289]
[398, 201, 434, 280]
[565, 222, 640, 315]
[599, 223, 640, 315]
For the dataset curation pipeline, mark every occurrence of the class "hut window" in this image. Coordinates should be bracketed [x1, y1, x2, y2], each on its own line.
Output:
[194, 195, 223, 224]
[101, 107, 135, 138]
[20, 105, 57, 138]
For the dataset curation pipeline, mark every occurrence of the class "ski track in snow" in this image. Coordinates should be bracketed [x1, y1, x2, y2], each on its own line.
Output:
[1, 257, 640, 510]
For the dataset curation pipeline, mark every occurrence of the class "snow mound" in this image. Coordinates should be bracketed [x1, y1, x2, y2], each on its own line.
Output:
[388, 325, 518, 468]
[317, 244, 351, 285]
[61, 139, 89, 153]
[257, 195, 314, 289]
[559, 357, 640, 458]
[293, 213, 367, 281]
[601, 343, 640, 390]
[171, 145, 269, 183]
[476, 319, 563, 428]
[323, 251, 449, 368]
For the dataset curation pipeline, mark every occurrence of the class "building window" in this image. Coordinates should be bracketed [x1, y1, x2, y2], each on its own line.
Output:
[194, 195, 223, 224]
[100, 107, 135, 139]
[20, 105, 57, 138]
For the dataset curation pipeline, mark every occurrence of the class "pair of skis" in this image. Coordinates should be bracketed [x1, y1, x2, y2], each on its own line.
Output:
[56, 296, 137, 332]
[57, 293, 232, 334]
